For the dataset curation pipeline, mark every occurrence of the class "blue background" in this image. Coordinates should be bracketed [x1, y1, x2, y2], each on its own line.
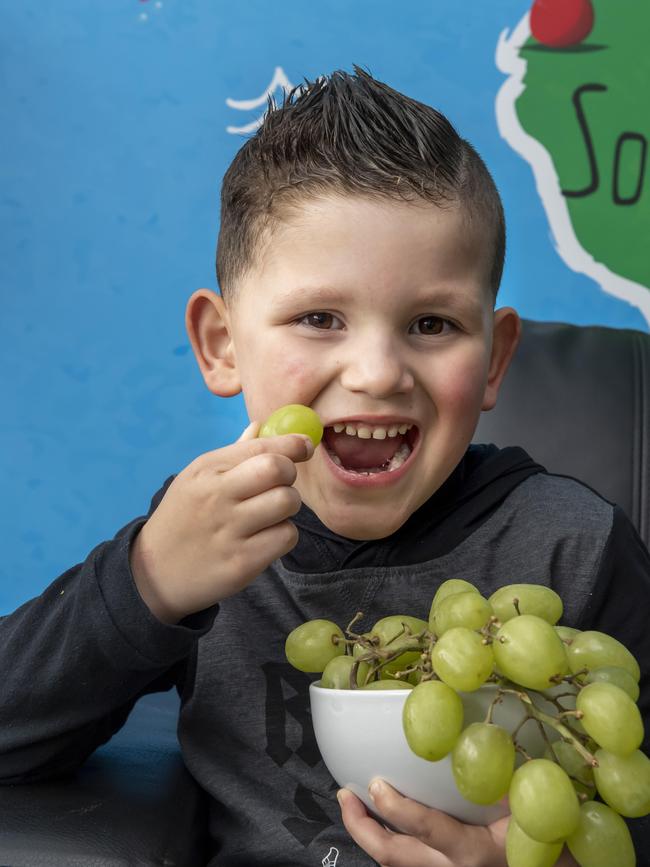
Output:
[2, 0, 647, 612]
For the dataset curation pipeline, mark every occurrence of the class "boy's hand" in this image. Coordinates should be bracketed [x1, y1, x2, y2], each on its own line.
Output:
[337, 781, 579, 867]
[129, 421, 314, 623]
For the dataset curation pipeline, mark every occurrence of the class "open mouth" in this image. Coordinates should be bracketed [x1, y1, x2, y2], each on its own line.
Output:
[321, 421, 419, 476]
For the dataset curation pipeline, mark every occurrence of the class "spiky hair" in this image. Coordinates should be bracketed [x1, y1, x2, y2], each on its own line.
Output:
[216, 66, 505, 301]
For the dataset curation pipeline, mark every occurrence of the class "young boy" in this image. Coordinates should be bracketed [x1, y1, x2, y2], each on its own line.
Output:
[1, 68, 649, 866]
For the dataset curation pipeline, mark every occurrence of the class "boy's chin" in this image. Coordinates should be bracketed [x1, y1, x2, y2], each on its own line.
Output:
[314, 507, 409, 542]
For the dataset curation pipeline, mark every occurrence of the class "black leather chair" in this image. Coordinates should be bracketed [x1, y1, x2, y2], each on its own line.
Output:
[476, 319, 650, 548]
[1, 320, 649, 865]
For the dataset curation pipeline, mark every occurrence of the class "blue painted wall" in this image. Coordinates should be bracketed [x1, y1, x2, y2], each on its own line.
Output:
[2, 0, 647, 612]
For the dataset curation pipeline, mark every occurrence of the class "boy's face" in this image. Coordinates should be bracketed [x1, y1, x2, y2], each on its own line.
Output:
[195, 196, 519, 540]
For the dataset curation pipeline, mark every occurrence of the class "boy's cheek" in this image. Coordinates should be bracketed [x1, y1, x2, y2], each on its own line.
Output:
[246, 354, 322, 415]
[436, 355, 493, 410]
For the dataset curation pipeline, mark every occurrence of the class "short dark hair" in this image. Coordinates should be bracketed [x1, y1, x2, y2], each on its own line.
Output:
[216, 66, 505, 302]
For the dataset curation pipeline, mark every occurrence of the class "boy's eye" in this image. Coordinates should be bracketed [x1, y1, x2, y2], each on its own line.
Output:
[410, 316, 451, 336]
[299, 312, 343, 330]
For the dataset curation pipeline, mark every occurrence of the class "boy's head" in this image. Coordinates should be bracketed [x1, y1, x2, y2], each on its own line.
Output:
[187, 68, 520, 540]
[216, 66, 505, 306]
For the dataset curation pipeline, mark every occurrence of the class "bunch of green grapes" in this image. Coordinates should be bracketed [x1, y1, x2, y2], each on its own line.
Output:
[285, 579, 649, 867]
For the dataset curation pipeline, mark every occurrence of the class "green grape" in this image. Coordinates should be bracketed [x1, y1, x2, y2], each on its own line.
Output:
[593, 748, 650, 817]
[567, 800, 636, 867]
[285, 619, 344, 673]
[505, 816, 563, 867]
[488, 583, 563, 625]
[567, 630, 640, 682]
[360, 679, 412, 690]
[544, 740, 595, 792]
[509, 758, 580, 843]
[576, 682, 643, 756]
[370, 615, 428, 644]
[493, 615, 569, 691]
[428, 579, 479, 626]
[402, 681, 464, 761]
[258, 404, 324, 447]
[555, 625, 580, 643]
[451, 722, 515, 805]
[431, 591, 493, 636]
[431, 627, 494, 692]
[431, 579, 479, 608]
[352, 634, 374, 658]
[583, 665, 640, 702]
[369, 615, 428, 681]
[320, 654, 370, 689]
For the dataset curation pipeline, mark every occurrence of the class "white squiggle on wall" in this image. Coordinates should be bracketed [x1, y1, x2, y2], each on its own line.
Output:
[226, 67, 295, 135]
[495, 14, 650, 325]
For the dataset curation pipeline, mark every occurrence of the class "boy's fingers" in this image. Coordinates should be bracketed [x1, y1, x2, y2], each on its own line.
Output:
[337, 789, 444, 867]
[366, 779, 485, 862]
[221, 450, 301, 502]
[237, 420, 261, 441]
[241, 520, 300, 568]
[233, 484, 303, 537]
[204, 432, 314, 474]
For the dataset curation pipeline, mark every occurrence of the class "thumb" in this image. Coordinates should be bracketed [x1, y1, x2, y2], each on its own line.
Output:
[238, 420, 261, 442]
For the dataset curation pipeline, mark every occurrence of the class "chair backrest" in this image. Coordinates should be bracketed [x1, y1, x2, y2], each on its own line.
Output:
[474, 319, 650, 548]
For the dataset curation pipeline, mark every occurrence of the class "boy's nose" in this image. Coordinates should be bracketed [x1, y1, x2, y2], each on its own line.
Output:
[338, 337, 414, 398]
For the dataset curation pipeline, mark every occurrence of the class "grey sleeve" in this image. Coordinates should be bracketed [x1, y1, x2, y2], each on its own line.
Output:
[0, 476, 217, 783]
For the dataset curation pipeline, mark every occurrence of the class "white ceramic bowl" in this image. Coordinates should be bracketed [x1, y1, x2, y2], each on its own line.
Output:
[310, 682, 552, 825]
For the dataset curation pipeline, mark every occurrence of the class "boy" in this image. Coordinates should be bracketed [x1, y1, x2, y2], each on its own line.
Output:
[1, 68, 649, 866]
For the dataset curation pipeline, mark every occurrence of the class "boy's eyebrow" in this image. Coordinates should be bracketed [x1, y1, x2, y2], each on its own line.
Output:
[273, 286, 346, 306]
[275, 286, 481, 312]
[413, 289, 486, 318]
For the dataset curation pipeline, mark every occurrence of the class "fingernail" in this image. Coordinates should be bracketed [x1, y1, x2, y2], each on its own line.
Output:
[368, 778, 384, 801]
[336, 788, 347, 806]
[301, 436, 315, 456]
[237, 421, 258, 442]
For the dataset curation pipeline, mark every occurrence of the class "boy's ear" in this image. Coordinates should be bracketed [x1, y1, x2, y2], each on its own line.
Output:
[185, 289, 242, 397]
[481, 307, 521, 411]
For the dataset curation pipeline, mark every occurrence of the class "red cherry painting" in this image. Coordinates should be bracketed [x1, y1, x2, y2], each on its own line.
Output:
[530, 0, 595, 48]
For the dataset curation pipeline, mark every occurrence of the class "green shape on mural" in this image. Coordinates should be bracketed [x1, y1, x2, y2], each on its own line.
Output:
[514, 1, 649, 293]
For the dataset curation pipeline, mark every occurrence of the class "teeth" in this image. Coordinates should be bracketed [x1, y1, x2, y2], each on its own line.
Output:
[329, 422, 414, 439]
[387, 442, 411, 471]
[328, 441, 412, 475]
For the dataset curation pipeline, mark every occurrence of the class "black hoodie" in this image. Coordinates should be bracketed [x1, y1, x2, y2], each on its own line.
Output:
[0, 445, 648, 865]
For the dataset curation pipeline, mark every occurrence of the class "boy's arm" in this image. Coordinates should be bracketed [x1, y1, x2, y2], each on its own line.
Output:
[0, 428, 314, 783]
[0, 477, 215, 783]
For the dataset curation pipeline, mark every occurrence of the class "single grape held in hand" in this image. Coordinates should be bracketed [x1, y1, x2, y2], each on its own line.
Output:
[258, 404, 323, 447]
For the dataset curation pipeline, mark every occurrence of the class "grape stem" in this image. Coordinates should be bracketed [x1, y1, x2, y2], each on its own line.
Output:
[344, 611, 366, 638]
[484, 691, 504, 725]
[515, 743, 533, 762]
[497, 688, 599, 768]
[348, 636, 428, 688]
[510, 712, 532, 741]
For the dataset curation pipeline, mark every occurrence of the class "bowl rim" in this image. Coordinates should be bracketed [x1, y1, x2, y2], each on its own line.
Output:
[310, 680, 415, 696]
